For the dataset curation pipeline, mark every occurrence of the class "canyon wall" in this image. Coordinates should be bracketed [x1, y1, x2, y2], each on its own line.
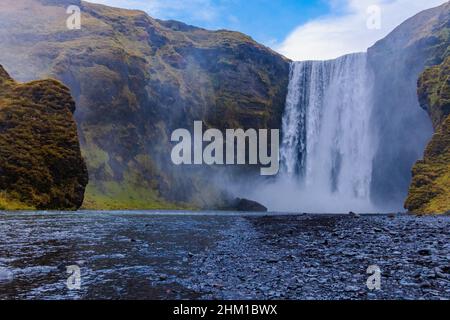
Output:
[0, 0, 290, 209]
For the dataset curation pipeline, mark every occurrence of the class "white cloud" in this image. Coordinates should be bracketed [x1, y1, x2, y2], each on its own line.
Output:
[277, 0, 448, 61]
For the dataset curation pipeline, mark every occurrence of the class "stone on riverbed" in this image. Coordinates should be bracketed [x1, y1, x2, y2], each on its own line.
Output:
[348, 212, 360, 218]
[231, 198, 268, 212]
[0, 268, 13, 282]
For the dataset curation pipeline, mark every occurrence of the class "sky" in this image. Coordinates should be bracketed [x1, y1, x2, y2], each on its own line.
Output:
[88, 0, 449, 61]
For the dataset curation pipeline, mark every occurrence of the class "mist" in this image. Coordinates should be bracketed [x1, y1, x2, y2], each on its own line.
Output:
[244, 178, 379, 213]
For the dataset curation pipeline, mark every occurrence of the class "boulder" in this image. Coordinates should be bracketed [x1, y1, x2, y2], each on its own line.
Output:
[233, 198, 268, 212]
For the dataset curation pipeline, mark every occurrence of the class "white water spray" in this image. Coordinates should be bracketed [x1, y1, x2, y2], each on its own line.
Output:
[254, 53, 377, 213]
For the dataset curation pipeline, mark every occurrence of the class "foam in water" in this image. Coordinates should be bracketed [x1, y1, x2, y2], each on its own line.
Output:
[254, 53, 378, 213]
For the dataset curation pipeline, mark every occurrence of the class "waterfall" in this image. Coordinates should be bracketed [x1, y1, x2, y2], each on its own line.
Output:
[279, 53, 376, 212]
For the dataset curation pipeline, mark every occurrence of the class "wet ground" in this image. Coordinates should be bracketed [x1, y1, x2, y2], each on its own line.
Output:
[0, 211, 449, 300]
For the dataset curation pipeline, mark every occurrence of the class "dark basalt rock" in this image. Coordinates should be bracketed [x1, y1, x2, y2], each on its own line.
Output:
[233, 198, 268, 212]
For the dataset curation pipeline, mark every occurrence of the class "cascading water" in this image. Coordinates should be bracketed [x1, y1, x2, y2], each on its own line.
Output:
[278, 53, 377, 213]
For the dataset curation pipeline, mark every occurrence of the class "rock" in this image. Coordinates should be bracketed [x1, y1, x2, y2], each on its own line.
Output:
[405, 57, 450, 215]
[369, 1, 450, 210]
[343, 251, 357, 257]
[159, 275, 167, 281]
[0, 267, 13, 282]
[285, 255, 295, 261]
[417, 248, 432, 256]
[57, 263, 66, 271]
[349, 212, 360, 217]
[344, 285, 360, 292]
[419, 281, 432, 289]
[399, 279, 419, 287]
[75, 260, 86, 266]
[232, 198, 268, 212]
[433, 267, 448, 279]
[0, 65, 88, 210]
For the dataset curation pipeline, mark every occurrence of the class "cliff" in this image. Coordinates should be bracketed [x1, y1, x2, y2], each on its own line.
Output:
[0, 65, 88, 210]
[0, 0, 290, 209]
[405, 57, 450, 214]
[367, 1, 450, 210]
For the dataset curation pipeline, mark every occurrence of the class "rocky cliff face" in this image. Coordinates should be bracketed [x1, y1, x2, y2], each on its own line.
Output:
[405, 57, 450, 214]
[0, 0, 290, 209]
[367, 2, 450, 210]
[0, 65, 88, 210]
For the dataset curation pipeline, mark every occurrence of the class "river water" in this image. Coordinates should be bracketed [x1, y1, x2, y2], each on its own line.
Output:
[1, 211, 450, 300]
[0, 211, 239, 299]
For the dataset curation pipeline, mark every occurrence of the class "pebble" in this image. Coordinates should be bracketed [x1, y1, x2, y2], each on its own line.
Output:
[418, 248, 432, 256]
[344, 285, 360, 292]
[183, 215, 450, 300]
[0, 268, 13, 282]
[4, 213, 450, 300]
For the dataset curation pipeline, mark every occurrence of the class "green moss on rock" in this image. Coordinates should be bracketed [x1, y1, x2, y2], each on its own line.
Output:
[0, 65, 88, 210]
[405, 57, 450, 214]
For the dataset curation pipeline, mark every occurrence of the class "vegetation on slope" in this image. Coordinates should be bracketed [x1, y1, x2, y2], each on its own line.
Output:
[0, 65, 88, 210]
[405, 57, 450, 214]
[0, 0, 290, 209]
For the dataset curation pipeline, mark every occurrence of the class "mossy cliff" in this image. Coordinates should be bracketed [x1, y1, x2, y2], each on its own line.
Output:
[0, 0, 290, 209]
[367, 2, 450, 210]
[0, 65, 88, 210]
[405, 57, 450, 214]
